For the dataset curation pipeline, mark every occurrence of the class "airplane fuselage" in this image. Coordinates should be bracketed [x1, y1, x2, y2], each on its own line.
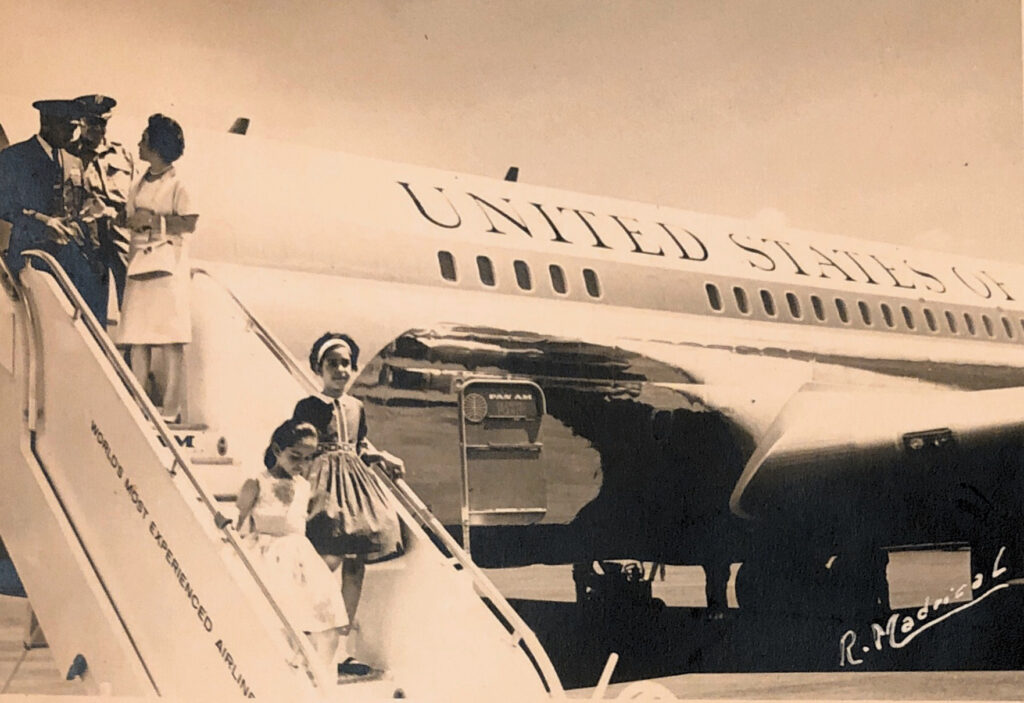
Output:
[171, 132, 1024, 575]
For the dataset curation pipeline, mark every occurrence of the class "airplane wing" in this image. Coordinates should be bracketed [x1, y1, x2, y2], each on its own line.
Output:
[730, 384, 1024, 523]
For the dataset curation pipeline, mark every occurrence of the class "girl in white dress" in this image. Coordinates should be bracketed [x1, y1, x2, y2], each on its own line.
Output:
[119, 114, 196, 422]
[235, 419, 349, 671]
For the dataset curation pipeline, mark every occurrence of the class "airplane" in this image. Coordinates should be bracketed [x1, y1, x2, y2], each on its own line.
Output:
[167, 120, 1024, 617]
[2, 111, 1024, 652]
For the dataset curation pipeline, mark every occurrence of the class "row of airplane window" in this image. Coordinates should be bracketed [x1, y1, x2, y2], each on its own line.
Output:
[437, 251, 603, 298]
[704, 282, 1020, 341]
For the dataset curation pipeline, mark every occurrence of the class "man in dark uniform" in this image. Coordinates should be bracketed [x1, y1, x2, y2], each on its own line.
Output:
[0, 99, 108, 325]
[71, 94, 135, 317]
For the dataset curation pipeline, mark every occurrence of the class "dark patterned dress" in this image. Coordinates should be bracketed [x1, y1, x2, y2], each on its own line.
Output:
[293, 394, 402, 561]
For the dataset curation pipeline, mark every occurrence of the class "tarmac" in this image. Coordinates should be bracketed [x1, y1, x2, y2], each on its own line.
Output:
[2, 557, 1023, 699]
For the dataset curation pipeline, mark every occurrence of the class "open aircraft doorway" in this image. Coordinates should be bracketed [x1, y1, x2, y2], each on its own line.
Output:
[352, 326, 753, 602]
[456, 378, 547, 555]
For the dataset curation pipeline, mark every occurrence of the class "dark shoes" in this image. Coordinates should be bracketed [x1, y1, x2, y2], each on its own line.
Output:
[338, 657, 373, 677]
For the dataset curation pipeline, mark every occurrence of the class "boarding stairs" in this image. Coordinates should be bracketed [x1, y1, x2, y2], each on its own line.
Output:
[0, 251, 563, 700]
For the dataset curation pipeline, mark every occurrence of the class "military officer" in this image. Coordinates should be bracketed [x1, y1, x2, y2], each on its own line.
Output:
[72, 94, 135, 312]
[0, 98, 108, 325]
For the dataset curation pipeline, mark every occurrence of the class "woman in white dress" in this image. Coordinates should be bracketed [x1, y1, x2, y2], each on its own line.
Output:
[118, 114, 196, 422]
[236, 419, 349, 671]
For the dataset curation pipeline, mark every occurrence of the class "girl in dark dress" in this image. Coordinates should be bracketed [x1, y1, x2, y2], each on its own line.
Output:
[293, 333, 404, 674]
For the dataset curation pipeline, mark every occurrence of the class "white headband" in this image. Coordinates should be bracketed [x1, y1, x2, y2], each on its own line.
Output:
[316, 338, 352, 368]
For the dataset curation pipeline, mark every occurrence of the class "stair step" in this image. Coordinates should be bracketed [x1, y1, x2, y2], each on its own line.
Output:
[167, 422, 209, 432]
[367, 558, 408, 572]
[192, 456, 235, 466]
[336, 668, 388, 685]
[190, 462, 245, 505]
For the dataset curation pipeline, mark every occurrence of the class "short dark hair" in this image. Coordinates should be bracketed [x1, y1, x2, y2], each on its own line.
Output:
[263, 419, 318, 470]
[308, 332, 360, 374]
[146, 113, 185, 163]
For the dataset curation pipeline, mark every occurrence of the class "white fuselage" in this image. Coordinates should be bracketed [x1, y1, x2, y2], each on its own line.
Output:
[184, 132, 1024, 388]
[175, 132, 1024, 559]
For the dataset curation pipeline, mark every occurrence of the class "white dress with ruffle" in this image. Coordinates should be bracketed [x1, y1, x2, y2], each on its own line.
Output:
[241, 472, 346, 633]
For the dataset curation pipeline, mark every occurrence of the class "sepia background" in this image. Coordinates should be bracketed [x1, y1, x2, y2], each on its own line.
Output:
[0, 0, 1023, 698]
[0, 0, 1020, 259]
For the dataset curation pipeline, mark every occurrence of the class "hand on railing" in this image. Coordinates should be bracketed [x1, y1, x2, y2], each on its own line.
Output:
[364, 449, 405, 480]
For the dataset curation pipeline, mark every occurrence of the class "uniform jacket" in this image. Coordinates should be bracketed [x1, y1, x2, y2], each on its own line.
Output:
[73, 139, 135, 265]
[0, 137, 86, 272]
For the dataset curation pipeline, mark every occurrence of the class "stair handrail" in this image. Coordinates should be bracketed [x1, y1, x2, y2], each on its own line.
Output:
[0, 257, 19, 302]
[192, 267, 564, 695]
[1, 253, 164, 693]
[1, 256, 42, 431]
[382, 471, 564, 695]
[17, 250, 328, 690]
[191, 268, 319, 393]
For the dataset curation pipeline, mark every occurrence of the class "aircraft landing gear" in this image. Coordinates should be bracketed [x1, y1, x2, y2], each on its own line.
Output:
[572, 560, 666, 622]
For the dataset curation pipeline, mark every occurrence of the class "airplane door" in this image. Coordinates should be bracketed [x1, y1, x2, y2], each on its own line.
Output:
[457, 379, 546, 554]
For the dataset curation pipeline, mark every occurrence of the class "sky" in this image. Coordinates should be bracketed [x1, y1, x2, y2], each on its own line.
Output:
[1, 0, 1021, 260]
